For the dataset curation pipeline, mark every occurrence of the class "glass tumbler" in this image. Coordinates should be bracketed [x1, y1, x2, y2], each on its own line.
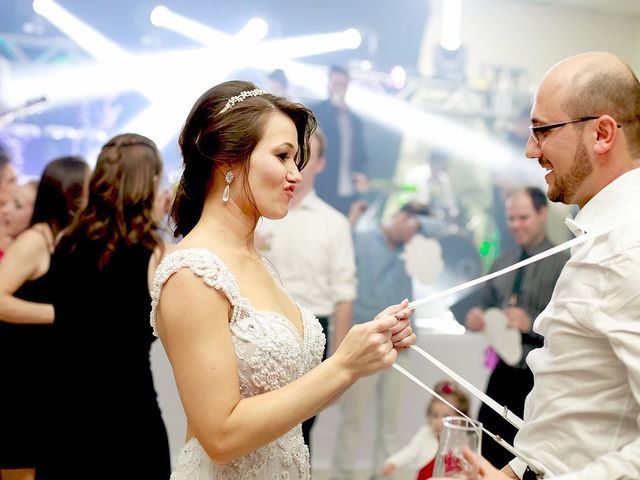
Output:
[432, 416, 482, 478]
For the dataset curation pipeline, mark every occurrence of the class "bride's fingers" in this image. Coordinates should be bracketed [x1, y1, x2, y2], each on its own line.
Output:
[391, 324, 413, 343]
[370, 315, 398, 334]
[390, 317, 410, 335]
[379, 328, 393, 342]
[375, 299, 410, 321]
[392, 331, 416, 348]
[394, 308, 412, 320]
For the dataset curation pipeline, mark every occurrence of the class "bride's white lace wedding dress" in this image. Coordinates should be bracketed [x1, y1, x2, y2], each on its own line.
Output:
[150, 248, 326, 479]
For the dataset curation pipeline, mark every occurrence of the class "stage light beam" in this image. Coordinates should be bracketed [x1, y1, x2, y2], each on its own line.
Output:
[32, 0, 129, 62]
[149, 5, 228, 46]
[235, 18, 269, 42]
[440, 0, 462, 51]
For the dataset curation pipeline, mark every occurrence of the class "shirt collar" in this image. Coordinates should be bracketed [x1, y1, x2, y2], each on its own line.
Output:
[564, 217, 585, 237]
[566, 167, 640, 237]
[293, 189, 321, 211]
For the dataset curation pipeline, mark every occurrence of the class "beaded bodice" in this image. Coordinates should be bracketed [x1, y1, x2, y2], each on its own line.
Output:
[150, 248, 325, 479]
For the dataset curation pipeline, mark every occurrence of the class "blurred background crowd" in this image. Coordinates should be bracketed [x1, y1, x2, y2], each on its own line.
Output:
[0, 0, 638, 479]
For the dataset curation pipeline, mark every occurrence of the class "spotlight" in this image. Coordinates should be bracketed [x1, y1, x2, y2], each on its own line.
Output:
[343, 28, 362, 49]
[32, 0, 50, 15]
[433, 43, 466, 82]
[389, 65, 407, 90]
[440, 0, 462, 51]
[359, 59, 372, 71]
[22, 19, 46, 35]
[236, 18, 269, 42]
[150, 5, 170, 27]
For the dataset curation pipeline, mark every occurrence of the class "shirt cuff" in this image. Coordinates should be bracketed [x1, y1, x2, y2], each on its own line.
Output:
[509, 458, 527, 479]
[510, 457, 579, 480]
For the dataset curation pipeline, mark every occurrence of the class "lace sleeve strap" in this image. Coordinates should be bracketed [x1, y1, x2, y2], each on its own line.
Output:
[149, 248, 244, 336]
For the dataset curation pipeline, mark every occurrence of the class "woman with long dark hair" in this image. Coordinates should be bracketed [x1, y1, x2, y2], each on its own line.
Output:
[41, 134, 171, 479]
[0, 156, 90, 480]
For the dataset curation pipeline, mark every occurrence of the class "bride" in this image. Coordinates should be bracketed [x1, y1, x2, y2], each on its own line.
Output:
[152, 80, 416, 479]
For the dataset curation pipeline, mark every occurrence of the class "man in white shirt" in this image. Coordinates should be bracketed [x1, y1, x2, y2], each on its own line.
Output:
[436, 51, 640, 480]
[256, 127, 357, 458]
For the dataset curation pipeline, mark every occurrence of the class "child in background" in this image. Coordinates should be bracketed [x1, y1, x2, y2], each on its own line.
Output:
[382, 380, 470, 479]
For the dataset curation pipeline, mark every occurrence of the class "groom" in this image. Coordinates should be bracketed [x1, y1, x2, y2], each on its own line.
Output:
[438, 51, 640, 480]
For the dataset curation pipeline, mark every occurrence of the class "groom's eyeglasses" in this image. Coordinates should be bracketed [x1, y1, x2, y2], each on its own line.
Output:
[529, 116, 622, 144]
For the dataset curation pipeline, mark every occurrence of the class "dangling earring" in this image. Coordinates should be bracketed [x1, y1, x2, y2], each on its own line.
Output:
[222, 171, 234, 203]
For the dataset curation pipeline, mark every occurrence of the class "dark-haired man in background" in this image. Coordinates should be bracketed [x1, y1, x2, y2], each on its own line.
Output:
[463, 186, 568, 468]
[313, 65, 368, 215]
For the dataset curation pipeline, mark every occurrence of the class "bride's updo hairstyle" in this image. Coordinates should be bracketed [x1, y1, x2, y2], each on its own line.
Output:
[172, 80, 317, 238]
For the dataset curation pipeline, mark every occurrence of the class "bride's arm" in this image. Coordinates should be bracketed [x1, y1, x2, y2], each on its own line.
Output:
[156, 268, 412, 465]
[308, 321, 414, 416]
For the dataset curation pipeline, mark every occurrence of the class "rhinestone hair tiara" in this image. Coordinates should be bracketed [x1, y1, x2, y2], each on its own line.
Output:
[218, 88, 267, 115]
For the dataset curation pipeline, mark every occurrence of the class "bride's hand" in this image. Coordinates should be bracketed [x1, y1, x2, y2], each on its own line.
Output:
[334, 299, 410, 379]
[389, 301, 415, 350]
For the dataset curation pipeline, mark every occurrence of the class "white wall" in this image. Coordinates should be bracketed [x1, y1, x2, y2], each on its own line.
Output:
[421, 0, 640, 83]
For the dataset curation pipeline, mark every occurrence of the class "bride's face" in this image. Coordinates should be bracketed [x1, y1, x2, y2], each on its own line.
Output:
[245, 112, 302, 220]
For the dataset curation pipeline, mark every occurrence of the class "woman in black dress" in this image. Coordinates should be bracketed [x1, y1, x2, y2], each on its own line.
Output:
[0, 156, 90, 480]
[41, 133, 171, 479]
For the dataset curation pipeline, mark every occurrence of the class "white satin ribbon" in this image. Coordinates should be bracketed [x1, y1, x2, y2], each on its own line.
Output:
[392, 226, 603, 478]
[406, 233, 591, 312]
[393, 216, 640, 476]
[410, 344, 524, 429]
[392, 363, 548, 477]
